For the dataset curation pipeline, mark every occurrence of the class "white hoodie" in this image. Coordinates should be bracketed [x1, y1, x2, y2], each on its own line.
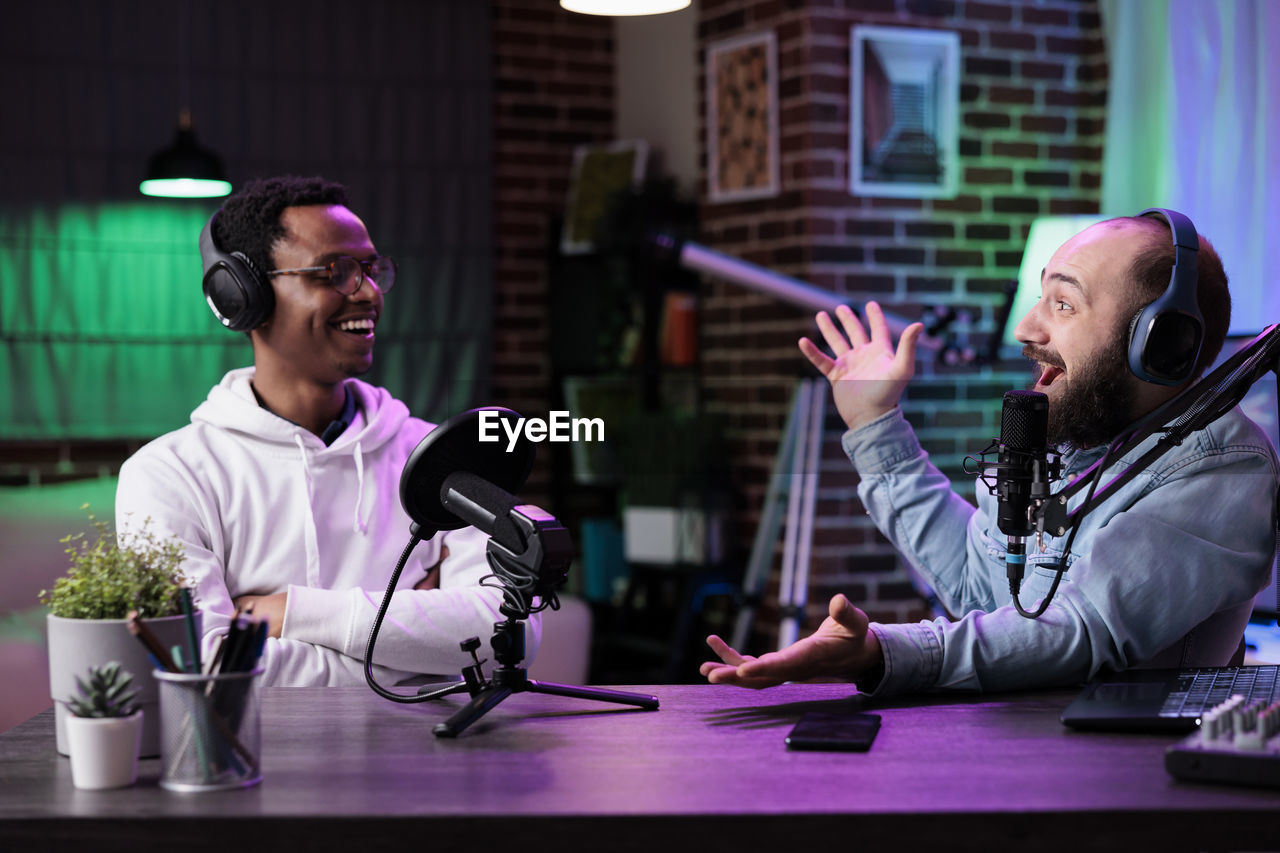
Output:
[115, 367, 538, 686]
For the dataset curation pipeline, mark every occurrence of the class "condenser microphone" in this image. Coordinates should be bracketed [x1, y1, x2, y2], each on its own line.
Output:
[995, 390, 1049, 537]
[994, 390, 1050, 590]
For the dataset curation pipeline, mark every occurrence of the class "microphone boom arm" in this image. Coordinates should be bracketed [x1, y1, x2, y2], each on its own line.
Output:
[968, 324, 1280, 619]
[1034, 323, 1280, 539]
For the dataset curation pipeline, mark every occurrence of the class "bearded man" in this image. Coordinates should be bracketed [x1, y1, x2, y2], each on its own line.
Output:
[701, 212, 1278, 696]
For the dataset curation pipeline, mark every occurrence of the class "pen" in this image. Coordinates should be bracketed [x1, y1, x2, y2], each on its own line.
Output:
[218, 606, 244, 676]
[169, 643, 214, 781]
[251, 619, 267, 665]
[179, 587, 201, 673]
[203, 632, 227, 677]
[225, 617, 260, 674]
[231, 619, 269, 675]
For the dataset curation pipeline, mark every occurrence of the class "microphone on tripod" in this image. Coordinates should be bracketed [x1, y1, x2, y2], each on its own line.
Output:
[988, 390, 1057, 595]
[365, 406, 659, 738]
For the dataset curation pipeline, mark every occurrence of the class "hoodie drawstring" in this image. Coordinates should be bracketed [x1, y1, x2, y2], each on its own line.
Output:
[293, 434, 315, 493]
[296, 432, 369, 535]
[293, 433, 322, 587]
[352, 440, 369, 534]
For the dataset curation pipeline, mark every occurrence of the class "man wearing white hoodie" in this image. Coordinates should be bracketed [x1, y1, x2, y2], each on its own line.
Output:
[116, 175, 528, 686]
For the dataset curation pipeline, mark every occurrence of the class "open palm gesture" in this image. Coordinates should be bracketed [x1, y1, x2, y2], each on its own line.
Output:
[700, 594, 882, 689]
[798, 302, 924, 432]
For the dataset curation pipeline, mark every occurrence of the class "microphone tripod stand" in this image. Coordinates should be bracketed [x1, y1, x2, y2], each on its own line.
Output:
[417, 615, 659, 738]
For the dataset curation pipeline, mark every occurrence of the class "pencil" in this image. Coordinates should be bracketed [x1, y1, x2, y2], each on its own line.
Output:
[127, 610, 181, 673]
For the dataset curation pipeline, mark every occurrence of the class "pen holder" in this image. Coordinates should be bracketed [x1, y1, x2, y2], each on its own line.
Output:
[155, 668, 263, 792]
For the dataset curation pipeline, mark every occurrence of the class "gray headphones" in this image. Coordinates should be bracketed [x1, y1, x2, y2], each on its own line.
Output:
[1126, 208, 1204, 385]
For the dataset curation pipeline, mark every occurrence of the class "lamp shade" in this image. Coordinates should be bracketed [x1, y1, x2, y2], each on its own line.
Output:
[139, 113, 231, 198]
[560, 0, 690, 15]
[1003, 215, 1106, 351]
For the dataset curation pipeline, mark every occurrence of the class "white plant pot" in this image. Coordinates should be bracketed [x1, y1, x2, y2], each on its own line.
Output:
[65, 711, 142, 790]
[47, 612, 198, 758]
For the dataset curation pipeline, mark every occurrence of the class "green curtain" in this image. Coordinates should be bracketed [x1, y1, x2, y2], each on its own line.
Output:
[0, 202, 250, 439]
[0, 200, 490, 439]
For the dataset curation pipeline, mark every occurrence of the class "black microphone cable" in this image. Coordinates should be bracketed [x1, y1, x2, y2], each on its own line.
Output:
[1010, 442, 1112, 619]
[364, 529, 435, 704]
[362, 521, 565, 703]
[970, 390, 1117, 619]
[480, 547, 561, 619]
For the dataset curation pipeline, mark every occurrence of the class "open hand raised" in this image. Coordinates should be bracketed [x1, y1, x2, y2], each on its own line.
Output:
[798, 302, 924, 431]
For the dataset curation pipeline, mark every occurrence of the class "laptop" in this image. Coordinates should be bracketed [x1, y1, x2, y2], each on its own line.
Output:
[1060, 663, 1280, 732]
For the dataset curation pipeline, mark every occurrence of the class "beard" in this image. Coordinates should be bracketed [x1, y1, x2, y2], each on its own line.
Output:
[1023, 333, 1136, 449]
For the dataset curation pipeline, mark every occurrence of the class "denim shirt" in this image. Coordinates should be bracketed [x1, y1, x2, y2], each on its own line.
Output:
[844, 405, 1278, 697]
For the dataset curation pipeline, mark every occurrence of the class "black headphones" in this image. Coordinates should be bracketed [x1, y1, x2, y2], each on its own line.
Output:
[199, 212, 274, 332]
[1127, 207, 1204, 386]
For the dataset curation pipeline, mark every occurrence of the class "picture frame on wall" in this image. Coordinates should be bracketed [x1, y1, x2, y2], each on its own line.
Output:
[562, 139, 649, 255]
[706, 30, 780, 203]
[850, 25, 960, 199]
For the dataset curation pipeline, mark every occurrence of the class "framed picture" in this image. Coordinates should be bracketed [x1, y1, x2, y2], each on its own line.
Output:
[562, 139, 649, 255]
[850, 25, 960, 199]
[706, 30, 780, 203]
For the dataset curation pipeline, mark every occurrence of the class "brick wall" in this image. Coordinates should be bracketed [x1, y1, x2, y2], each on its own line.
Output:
[694, 0, 1107, 649]
[490, 0, 617, 499]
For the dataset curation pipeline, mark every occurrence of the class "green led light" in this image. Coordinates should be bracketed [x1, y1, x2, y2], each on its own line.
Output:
[139, 178, 232, 198]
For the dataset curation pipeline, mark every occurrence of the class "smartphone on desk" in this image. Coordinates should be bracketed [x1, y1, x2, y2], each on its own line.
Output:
[785, 711, 881, 752]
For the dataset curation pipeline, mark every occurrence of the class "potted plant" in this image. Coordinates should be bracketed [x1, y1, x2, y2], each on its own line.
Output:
[41, 509, 193, 758]
[63, 661, 143, 789]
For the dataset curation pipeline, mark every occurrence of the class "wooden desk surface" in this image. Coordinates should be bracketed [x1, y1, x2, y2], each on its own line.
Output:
[2, 683, 1278, 851]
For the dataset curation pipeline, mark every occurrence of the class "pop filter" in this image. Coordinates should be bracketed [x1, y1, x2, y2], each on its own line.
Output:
[399, 407, 536, 537]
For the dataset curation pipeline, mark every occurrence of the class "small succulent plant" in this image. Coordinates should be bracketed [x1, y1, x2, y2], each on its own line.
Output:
[67, 661, 140, 718]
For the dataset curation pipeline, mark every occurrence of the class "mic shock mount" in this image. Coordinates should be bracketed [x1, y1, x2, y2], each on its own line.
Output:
[964, 441, 1064, 546]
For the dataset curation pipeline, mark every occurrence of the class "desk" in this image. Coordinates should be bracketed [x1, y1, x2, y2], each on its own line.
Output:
[2, 684, 1278, 851]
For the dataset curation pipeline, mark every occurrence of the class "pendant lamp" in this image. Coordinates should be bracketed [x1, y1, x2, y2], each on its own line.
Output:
[139, 109, 232, 198]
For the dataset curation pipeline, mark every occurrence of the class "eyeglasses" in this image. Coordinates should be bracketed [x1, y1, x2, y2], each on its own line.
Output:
[266, 255, 397, 296]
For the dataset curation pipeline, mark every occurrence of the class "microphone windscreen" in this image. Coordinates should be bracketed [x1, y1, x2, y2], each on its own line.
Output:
[442, 471, 524, 552]
[1000, 390, 1048, 453]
